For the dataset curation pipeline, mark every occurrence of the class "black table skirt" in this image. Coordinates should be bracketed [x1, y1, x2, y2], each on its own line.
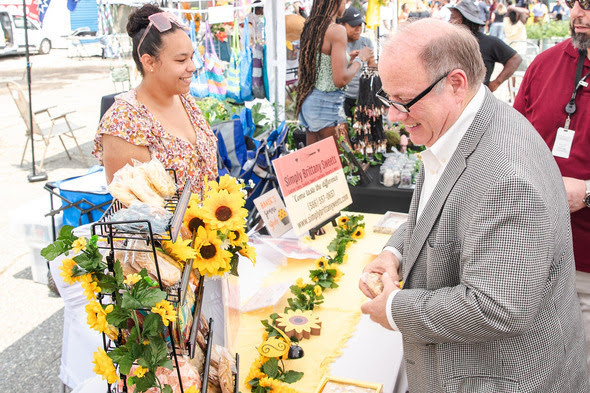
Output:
[347, 165, 414, 214]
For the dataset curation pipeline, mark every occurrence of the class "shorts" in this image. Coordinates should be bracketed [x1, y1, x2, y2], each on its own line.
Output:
[299, 88, 346, 132]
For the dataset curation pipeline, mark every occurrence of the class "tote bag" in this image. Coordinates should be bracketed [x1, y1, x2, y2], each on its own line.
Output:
[204, 22, 227, 100]
[189, 21, 209, 99]
[225, 19, 242, 102]
[239, 16, 254, 102]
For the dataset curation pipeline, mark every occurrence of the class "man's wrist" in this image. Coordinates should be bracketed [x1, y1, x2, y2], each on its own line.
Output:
[584, 180, 590, 208]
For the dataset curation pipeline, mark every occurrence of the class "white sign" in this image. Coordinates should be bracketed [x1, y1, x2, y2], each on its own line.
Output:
[253, 188, 292, 238]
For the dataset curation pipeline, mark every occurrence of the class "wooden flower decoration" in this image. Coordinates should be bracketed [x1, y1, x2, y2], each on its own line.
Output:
[275, 309, 321, 341]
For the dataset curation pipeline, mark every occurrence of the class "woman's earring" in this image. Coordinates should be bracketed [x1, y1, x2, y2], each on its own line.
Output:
[150, 68, 154, 72]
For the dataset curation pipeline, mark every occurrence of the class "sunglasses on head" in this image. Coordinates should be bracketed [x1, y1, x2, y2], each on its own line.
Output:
[137, 12, 189, 59]
[565, 0, 590, 10]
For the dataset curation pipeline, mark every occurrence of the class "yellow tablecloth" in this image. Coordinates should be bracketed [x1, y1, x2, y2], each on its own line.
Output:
[238, 213, 393, 393]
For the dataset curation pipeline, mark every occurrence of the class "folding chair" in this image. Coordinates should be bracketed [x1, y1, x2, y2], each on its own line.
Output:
[7, 81, 87, 171]
[110, 64, 131, 92]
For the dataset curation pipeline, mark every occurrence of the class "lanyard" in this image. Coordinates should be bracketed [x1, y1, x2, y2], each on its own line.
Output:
[564, 49, 590, 129]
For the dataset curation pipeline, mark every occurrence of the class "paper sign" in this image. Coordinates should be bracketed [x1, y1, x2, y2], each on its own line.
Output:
[253, 188, 292, 238]
[208, 5, 235, 24]
[272, 138, 352, 235]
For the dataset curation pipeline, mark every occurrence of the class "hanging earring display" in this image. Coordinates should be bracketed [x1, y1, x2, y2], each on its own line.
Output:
[354, 66, 387, 155]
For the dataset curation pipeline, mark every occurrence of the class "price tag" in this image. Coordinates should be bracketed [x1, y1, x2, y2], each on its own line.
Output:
[552, 127, 575, 159]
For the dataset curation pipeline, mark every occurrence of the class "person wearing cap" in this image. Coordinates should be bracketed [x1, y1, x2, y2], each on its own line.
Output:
[337, 6, 377, 118]
[514, 0, 590, 372]
[450, 0, 522, 92]
[359, 17, 589, 392]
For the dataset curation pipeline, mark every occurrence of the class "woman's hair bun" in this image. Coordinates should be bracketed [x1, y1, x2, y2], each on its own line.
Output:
[127, 3, 163, 38]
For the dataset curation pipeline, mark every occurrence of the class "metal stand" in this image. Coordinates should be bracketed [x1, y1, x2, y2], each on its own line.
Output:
[308, 214, 339, 240]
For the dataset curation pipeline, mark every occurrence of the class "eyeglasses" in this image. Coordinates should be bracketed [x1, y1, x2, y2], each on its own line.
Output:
[137, 12, 189, 59]
[376, 72, 450, 113]
[565, 0, 590, 10]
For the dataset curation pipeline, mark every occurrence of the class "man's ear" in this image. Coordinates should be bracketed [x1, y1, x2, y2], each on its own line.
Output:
[448, 69, 469, 101]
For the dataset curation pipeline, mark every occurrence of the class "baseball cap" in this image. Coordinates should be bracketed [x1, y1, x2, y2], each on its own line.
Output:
[337, 7, 364, 27]
[449, 1, 485, 25]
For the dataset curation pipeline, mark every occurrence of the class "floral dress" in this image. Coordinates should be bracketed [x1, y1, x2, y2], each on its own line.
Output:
[93, 90, 218, 198]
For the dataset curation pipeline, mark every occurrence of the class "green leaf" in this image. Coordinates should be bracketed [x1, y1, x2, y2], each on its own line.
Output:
[262, 358, 279, 379]
[106, 305, 131, 327]
[121, 292, 144, 310]
[137, 288, 167, 308]
[280, 370, 304, 384]
[162, 385, 173, 393]
[142, 313, 162, 337]
[133, 372, 157, 392]
[118, 353, 134, 376]
[114, 260, 124, 286]
[40, 242, 65, 261]
[99, 274, 119, 293]
[74, 252, 101, 271]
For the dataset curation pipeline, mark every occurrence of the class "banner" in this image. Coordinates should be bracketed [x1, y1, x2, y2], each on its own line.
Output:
[272, 138, 351, 235]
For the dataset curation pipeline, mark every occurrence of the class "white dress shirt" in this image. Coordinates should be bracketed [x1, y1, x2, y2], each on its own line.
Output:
[384, 85, 486, 331]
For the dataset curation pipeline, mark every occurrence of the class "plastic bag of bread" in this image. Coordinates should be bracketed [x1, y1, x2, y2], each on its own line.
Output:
[124, 356, 201, 393]
[143, 158, 177, 198]
[361, 272, 384, 297]
[111, 202, 172, 234]
[108, 164, 140, 206]
[122, 239, 182, 287]
[129, 166, 165, 207]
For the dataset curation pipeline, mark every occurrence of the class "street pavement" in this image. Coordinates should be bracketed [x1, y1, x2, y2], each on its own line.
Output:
[0, 48, 513, 392]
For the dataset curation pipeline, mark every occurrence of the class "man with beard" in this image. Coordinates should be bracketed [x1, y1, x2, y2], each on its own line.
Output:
[514, 0, 590, 371]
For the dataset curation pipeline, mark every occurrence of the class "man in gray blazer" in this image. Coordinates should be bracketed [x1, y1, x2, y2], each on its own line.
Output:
[361, 19, 589, 392]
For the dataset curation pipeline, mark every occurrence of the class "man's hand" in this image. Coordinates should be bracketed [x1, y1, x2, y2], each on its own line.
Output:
[359, 250, 400, 299]
[563, 176, 587, 213]
[488, 79, 501, 92]
[360, 272, 399, 330]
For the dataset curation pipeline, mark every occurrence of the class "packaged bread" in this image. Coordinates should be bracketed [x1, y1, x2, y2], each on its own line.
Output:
[218, 356, 234, 393]
[144, 158, 177, 198]
[129, 167, 165, 207]
[124, 240, 182, 287]
[108, 164, 140, 206]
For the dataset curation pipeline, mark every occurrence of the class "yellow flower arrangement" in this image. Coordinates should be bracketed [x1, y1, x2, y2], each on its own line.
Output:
[296, 278, 305, 288]
[201, 189, 248, 231]
[133, 366, 148, 378]
[193, 226, 233, 276]
[313, 285, 322, 297]
[71, 237, 87, 254]
[239, 243, 257, 265]
[92, 347, 119, 384]
[337, 216, 349, 227]
[162, 237, 197, 263]
[183, 203, 209, 234]
[208, 173, 245, 195]
[86, 301, 113, 333]
[315, 257, 329, 269]
[123, 273, 142, 286]
[275, 309, 322, 340]
[59, 258, 80, 285]
[151, 299, 177, 327]
[228, 227, 248, 246]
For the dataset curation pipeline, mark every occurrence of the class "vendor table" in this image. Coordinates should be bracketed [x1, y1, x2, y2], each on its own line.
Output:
[237, 213, 407, 393]
[347, 166, 414, 214]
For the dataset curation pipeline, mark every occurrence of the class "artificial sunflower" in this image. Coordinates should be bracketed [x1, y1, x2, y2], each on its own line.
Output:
[337, 216, 349, 227]
[80, 274, 101, 301]
[193, 226, 232, 276]
[208, 174, 244, 195]
[238, 244, 257, 265]
[133, 365, 148, 378]
[183, 203, 209, 234]
[162, 237, 197, 262]
[315, 257, 329, 269]
[72, 237, 87, 254]
[333, 267, 344, 282]
[59, 258, 80, 285]
[124, 273, 142, 286]
[201, 189, 248, 231]
[151, 299, 177, 327]
[296, 277, 305, 289]
[275, 309, 322, 341]
[92, 347, 119, 384]
[228, 227, 248, 247]
[86, 301, 114, 334]
[185, 386, 200, 393]
[313, 285, 323, 297]
[351, 226, 365, 240]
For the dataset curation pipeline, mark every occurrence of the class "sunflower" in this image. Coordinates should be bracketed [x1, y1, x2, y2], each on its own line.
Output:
[185, 386, 200, 393]
[193, 226, 232, 276]
[337, 216, 349, 227]
[201, 189, 248, 231]
[59, 258, 80, 285]
[333, 267, 344, 282]
[162, 237, 197, 262]
[151, 299, 177, 327]
[187, 193, 201, 210]
[133, 366, 148, 378]
[296, 277, 305, 288]
[124, 273, 142, 286]
[80, 274, 101, 301]
[92, 347, 119, 384]
[275, 309, 322, 341]
[183, 203, 209, 234]
[351, 226, 365, 240]
[313, 285, 323, 297]
[228, 227, 248, 247]
[207, 174, 244, 195]
[315, 257, 329, 269]
[86, 301, 113, 334]
[238, 244, 257, 266]
[71, 237, 87, 254]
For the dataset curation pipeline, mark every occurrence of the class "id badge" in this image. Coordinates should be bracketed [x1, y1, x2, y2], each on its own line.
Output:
[552, 127, 575, 159]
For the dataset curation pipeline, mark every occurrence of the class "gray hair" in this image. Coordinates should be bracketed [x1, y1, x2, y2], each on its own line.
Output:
[383, 20, 485, 91]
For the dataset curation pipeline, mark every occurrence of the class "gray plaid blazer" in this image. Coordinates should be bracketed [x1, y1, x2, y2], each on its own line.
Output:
[386, 89, 589, 392]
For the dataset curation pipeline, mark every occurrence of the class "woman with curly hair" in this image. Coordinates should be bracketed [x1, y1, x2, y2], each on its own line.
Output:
[296, 0, 373, 146]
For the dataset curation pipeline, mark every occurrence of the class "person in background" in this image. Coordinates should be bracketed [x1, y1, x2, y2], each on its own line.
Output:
[450, 1, 522, 92]
[408, 0, 431, 18]
[531, 0, 549, 22]
[514, 0, 590, 372]
[478, 0, 491, 32]
[489, 1, 507, 39]
[399, 2, 411, 23]
[360, 17, 589, 392]
[93, 4, 217, 196]
[435, 0, 452, 22]
[551, 0, 570, 19]
[337, 7, 377, 118]
[296, 0, 373, 146]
